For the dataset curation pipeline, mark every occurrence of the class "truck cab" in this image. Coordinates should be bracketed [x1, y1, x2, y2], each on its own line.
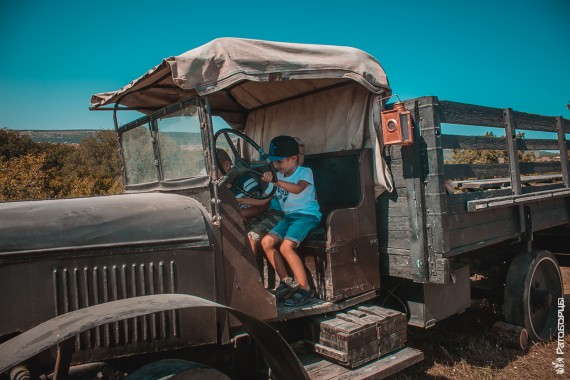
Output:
[1, 38, 425, 378]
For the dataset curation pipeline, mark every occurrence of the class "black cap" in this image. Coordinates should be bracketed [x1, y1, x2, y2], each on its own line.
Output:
[267, 135, 299, 161]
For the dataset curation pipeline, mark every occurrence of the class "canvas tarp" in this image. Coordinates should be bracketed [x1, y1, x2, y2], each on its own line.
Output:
[90, 38, 394, 194]
[244, 83, 393, 196]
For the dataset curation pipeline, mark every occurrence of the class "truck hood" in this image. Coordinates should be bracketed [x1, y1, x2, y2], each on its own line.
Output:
[0, 193, 210, 255]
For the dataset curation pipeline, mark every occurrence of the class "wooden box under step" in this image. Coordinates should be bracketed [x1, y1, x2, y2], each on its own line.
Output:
[304, 305, 407, 368]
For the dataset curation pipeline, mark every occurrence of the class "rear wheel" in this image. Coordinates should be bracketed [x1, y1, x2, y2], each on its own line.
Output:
[504, 250, 563, 341]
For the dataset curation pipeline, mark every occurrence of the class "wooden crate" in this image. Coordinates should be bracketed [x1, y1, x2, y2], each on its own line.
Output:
[305, 306, 407, 368]
[356, 305, 407, 356]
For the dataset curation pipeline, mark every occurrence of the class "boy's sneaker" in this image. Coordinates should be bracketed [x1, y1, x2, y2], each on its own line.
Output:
[284, 288, 314, 307]
[275, 278, 299, 301]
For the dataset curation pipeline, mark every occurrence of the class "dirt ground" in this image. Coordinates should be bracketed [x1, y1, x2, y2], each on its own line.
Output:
[392, 300, 570, 379]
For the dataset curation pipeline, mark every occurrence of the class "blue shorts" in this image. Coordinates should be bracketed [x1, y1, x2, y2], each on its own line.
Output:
[269, 212, 321, 245]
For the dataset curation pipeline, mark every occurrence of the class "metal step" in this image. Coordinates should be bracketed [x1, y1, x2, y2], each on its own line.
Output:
[300, 347, 423, 380]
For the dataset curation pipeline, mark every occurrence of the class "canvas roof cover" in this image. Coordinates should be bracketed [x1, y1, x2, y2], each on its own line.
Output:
[90, 38, 394, 195]
[90, 38, 391, 117]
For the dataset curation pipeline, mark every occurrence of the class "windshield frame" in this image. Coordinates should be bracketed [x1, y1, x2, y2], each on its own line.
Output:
[117, 98, 214, 192]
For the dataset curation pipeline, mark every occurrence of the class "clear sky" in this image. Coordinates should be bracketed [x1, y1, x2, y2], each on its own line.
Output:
[1, 0, 568, 132]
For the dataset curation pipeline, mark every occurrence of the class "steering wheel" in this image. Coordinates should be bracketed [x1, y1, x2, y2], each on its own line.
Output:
[213, 129, 277, 200]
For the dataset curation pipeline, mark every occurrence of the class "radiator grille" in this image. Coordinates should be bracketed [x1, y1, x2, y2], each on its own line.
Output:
[53, 260, 179, 350]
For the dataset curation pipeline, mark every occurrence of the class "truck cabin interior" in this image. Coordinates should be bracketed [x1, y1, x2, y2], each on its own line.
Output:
[90, 38, 395, 308]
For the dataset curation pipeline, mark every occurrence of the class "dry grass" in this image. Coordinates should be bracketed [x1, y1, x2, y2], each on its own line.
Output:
[392, 301, 570, 379]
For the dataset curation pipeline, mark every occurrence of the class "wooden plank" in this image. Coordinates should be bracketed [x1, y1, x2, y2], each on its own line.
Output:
[467, 188, 570, 212]
[557, 116, 570, 187]
[440, 100, 504, 128]
[447, 207, 514, 231]
[326, 348, 423, 380]
[564, 117, 570, 134]
[562, 267, 570, 295]
[401, 98, 429, 283]
[527, 197, 570, 231]
[303, 353, 339, 373]
[445, 161, 564, 181]
[441, 134, 507, 150]
[520, 161, 564, 175]
[388, 166, 410, 188]
[448, 185, 566, 213]
[272, 291, 378, 322]
[448, 216, 517, 249]
[512, 110, 558, 132]
[448, 232, 521, 256]
[308, 358, 350, 379]
[441, 135, 559, 151]
[445, 163, 509, 180]
[449, 174, 562, 190]
[440, 100, 569, 132]
[504, 109, 522, 195]
[447, 188, 512, 213]
[418, 99, 450, 261]
[379, 248, 410, 256]
[504, 108, 526, 236]
[383, 216, 412, 231]
[378, 230, 411, 250]
[380, 254, 412, 279]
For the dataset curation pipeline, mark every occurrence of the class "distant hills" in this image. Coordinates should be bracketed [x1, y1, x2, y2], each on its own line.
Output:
[18, 130, 101, 144]
[17, 130, 202, 146]
[15, 130, 562, 161]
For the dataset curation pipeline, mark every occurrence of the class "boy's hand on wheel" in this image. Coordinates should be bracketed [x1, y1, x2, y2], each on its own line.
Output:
[262, 172, 274, 182]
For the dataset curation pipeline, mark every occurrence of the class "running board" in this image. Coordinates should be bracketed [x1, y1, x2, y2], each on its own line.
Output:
[300, 347, 423, 379]
[272, 290, 379, 322]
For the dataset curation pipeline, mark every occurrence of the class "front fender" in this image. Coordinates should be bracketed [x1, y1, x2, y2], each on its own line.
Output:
[0, 294, 308, 380]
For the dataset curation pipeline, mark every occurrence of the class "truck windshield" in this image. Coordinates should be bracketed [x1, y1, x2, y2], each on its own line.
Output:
[119, 101, 206, 186]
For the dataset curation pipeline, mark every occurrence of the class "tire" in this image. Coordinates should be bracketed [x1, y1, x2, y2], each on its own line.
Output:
[504, 250, 563, 341]
[126, 359, 230, 380]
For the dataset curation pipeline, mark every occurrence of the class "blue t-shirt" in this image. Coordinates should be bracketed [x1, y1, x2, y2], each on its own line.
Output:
[275, 166, 321, 219]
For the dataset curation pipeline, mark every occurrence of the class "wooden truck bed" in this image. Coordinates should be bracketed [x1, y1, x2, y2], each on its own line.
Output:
[377, 96, 570, 284]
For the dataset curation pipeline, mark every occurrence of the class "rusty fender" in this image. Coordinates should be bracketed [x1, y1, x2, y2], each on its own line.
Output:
[0, 294, 309, 380]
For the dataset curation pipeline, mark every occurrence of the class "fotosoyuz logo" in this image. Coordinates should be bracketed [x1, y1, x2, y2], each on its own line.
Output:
[553, 297, 565, 375]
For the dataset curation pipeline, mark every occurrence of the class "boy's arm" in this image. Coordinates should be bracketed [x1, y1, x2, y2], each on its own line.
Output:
[275, 179, 309, 194]
[239, 201, 270, 218]
[236, 196, 271, 206]
[262, 172, 309, 194]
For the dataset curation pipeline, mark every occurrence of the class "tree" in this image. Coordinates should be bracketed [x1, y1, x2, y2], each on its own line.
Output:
[61, 130, 123, 196]
[0, 129, 123, 201]
[0, 153, 52, 201]
[0, 129, 40, 161]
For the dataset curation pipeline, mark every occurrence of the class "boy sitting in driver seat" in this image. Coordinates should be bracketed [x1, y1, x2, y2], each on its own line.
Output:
[216, 148, 267, 220]
[260, 136, 321, 306]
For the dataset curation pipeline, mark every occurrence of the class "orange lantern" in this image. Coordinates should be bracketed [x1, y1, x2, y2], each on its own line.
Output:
[381, 102, 413, 146]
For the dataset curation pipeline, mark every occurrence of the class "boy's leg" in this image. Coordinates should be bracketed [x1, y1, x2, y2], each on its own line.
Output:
[280, 239, 310, 290]
[247, 210, 284, 256]
[278, 213, 320, 303]
[261, 233, 289, 280]
[248, 236, 258, 256]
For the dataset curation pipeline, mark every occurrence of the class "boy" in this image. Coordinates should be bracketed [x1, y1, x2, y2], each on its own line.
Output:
[260, 135, 320, 306]
[216, 148, 266, 219]
[237, 138, 306, 255]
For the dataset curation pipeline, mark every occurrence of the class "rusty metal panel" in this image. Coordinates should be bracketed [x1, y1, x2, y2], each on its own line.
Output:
[0, 192, 209, 255]
[0, 244, 218, 364]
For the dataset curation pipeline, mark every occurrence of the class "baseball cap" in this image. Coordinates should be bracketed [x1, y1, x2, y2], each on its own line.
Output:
[267, 135, 299, 161]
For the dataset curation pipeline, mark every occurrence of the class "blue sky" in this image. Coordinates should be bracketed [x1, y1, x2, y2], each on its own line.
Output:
[0, 0, 568, 133]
